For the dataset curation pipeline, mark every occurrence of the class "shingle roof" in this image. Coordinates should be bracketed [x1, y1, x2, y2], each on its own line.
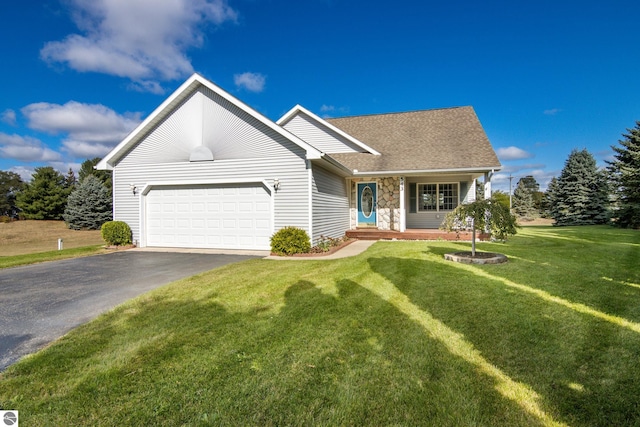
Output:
[325, 106, 501, 173]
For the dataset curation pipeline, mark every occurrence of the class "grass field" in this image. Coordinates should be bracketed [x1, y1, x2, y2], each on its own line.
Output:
[0, 220, 104, 256]
[0, 226, 638, 426]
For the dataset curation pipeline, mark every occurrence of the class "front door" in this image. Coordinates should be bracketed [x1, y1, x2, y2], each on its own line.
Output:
[357, 182, 377, 227]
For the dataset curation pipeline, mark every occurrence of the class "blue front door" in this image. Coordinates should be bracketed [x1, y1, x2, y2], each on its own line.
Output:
[357, 182, 377, 227]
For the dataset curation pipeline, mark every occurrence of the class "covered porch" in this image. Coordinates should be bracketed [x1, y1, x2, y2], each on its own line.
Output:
[348, 170, 495, 234]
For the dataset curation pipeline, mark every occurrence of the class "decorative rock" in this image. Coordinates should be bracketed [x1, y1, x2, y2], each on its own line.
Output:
[444, 252, 508, 264]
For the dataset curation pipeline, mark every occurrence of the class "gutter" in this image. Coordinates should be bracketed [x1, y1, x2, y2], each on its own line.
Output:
[350, 165, 503, 177]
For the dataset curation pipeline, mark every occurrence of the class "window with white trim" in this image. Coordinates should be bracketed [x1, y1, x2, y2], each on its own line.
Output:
[410, 183, 459, 212]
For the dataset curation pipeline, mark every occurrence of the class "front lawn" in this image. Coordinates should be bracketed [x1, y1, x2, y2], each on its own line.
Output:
[1, 226, 638, 426]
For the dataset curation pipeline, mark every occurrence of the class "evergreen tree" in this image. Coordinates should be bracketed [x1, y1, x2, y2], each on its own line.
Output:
[541, 177, 559, 218]
[0, 170, 24, 217]
[65, 167, 77, 188]
[607, 121, 640, 228]
[79, 157, 112, 191]
[63, 175, 112, 230]
[550, 149, 609, 226]
[517, 175, 544, 212]
[16, 167, 72, 220]
[512, 179, 536, 219]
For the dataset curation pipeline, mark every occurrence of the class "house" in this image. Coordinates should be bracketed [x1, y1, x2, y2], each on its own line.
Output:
[97, 73, 501, 250]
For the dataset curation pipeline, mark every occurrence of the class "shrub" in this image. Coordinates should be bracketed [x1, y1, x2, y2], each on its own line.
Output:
[270, 226, 311, 255]
[101, 221, 132, 246]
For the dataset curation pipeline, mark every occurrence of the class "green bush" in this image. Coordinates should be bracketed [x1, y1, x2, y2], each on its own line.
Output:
[101, 221, 132, 246]
[270, 226, 311, 255]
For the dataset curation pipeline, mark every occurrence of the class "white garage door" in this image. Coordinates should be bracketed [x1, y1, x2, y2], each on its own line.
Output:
[146, 184, 272, 250]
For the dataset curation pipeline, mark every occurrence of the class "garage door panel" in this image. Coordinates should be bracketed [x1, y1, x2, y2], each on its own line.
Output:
[146, 184, 271, 250]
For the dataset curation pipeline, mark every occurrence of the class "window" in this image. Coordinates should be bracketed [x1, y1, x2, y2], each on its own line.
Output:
[419, 184, 437, 211]
[416, 183, 458, 212]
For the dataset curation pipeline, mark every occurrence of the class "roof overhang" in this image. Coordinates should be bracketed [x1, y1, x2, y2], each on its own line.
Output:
[96, 73, 322, 170]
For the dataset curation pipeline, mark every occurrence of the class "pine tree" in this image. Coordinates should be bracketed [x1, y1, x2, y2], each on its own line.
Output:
[512, 176, 540, 219]
[63, 175, 113, 230]
[512, 179, 536, 219]
[607, 121, 640, 228]
[16, 167, 72, 220]
[551, 149, 609, 226]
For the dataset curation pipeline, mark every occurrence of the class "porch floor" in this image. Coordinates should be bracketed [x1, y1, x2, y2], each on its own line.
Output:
[346, 228, 484, 242]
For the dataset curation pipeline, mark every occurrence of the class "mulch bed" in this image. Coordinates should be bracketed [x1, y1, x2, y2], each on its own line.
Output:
[270, 239, 355, 258]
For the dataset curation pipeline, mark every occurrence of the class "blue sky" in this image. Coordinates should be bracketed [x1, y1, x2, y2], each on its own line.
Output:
[1, 0, 639, 192]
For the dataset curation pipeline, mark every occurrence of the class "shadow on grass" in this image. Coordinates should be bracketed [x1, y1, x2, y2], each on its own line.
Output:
[4, 278, 548, 426]
[368, 255, 640, 427]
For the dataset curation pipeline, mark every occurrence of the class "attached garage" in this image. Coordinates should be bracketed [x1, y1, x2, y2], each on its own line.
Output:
[144, 183, 272, 250]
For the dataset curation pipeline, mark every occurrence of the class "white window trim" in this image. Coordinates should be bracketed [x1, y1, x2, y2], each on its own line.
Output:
[416, 182, 459, 212]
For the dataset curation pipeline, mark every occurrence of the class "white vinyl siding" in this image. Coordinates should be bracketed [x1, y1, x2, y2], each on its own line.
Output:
[113, 156, 309, 247]
[282, 113, 365, 154]
[118, 87, 305, 167]
[311, 166, 349, 243]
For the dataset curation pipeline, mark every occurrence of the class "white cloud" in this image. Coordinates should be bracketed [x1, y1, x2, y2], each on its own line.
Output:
[62, 140, 116, 158]
[234, 72, 266, 93]
[8, 165, 35, 181]
[544, 108, 562, 115]
[496, 146, 534, 161]
[40, 0, 238, 92]
[0, 133, 63, 162]
[320, 105, 335, 112]
[1, 109, 16, 126]
[21, 101, 141, 158]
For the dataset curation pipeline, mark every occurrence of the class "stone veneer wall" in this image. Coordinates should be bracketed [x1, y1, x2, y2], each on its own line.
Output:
[350, 177, 401, 231]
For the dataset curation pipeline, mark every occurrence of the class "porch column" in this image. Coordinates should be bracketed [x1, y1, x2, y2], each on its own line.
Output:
[399, 177, 406, 232]
[484, 171, 493, 199]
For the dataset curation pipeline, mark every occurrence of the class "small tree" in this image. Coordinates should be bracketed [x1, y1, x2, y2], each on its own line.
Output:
[65, 167, 77, 188]
[441, 197, 519, 256]
[607, 121, 640, 228]
[16, 167, 72, 220]
[63, 175, 113, 230]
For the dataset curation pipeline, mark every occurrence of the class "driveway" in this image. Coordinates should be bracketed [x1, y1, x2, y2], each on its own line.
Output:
[0, 251, 262, 371]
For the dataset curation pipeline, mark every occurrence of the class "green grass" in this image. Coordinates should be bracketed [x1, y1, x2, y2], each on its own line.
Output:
[0, 245, 107, 269]
[1, 226, 639, 426]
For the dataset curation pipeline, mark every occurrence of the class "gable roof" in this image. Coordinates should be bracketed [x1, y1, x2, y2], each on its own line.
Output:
[96, 73, 322, 170]
[325, 106, 501, 175]
[277, 105, 381, 155]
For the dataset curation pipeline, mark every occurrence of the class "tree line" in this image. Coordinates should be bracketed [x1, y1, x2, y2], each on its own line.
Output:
[0, 158, 112, 230]
[496, 121, 640, 229]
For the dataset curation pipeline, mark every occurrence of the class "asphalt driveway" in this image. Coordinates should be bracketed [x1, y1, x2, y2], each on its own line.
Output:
[0, 251, 261, 371]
